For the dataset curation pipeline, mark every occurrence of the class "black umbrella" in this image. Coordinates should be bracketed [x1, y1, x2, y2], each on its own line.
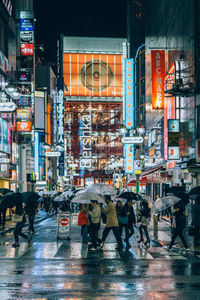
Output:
[0, 188, 14, 196]
[22, 192, 40, 205]
[0, 192, 22, 209]
[188, 187, 200, 200]
[118, 191, 138, 201]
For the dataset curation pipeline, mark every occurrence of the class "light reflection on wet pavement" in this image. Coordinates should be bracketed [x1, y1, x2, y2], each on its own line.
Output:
[0, 216, 200, 299]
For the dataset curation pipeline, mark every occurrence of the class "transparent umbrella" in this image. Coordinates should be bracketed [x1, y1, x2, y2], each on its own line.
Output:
[62, 191, 73, 198]
[86, 183, 115, 197]
[71, 191, 104, 204]
[38, 191, 58, 196]
[152, 196, 181, 213]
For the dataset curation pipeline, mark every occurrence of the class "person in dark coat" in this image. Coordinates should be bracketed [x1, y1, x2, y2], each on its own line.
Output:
[12, 204, 32, 248]
[191, 196, 200, 247]
[116, 201, 129, 247]
[124, 199, 136, 240]
[24, 202, 38, 234]
[167, 202, 189, 251]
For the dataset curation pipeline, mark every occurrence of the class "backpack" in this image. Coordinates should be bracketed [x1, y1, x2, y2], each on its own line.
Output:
[78, 211, 87, 226]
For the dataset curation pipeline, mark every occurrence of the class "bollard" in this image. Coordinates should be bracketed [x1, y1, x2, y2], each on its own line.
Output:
[153, 214, 158, 240]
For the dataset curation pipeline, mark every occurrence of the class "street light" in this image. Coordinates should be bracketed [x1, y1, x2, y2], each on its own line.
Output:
[43, 143, 51, 150]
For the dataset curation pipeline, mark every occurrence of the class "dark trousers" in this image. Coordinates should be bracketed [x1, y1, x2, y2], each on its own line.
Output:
[90, 223, 100, 247]
[194, 226, 200, 247]
[119, 223, 129, 243]
[102, 226, 123, 248]
[28, 214, 35, 232]
[0, 209, 6, 227]
[169, 226, 188, 249]
[139, 225, 150, 242]
[127, 223, 134, 239]
[14, 222, 28, 244]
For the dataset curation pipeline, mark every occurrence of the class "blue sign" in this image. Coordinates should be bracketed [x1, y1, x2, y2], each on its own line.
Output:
[124, 144, 134, 174]
[20, 19, 33, 31]
[125, 59, 135, 129]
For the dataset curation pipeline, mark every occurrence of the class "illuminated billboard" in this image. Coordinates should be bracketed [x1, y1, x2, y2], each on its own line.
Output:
[0, 118, 10, 153]
[16, 108, 31, 121]
[151, 50, 165, 109]
[125, 59, 134, 129]
[17, 121, 31, 132]
[20, 43, 34, 56]
[63, 53, 123, 97]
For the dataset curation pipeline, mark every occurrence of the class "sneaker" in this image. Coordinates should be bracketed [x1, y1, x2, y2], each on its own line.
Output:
[163, 246, 171, 252]
[12, 243, 20, 248]
[89, 247, 97, 251]
[99, 241, 104, 249]
[27, 235, 32, 244]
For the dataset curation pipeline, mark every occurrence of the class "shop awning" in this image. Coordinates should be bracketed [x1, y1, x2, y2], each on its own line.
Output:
[142, 165, 163, 177]
[127, 177, 146, 187]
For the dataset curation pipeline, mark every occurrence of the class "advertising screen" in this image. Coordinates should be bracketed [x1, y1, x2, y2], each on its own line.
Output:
[16, 108, 31, 121]
[35, 96, 45, 130]
[0, 118, 10, 153]
[63, 53, 122, 97]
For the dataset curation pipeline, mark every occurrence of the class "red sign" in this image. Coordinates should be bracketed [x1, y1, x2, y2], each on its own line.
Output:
[151, 50, 165, 109]
[20, 43, 34, 56]
[60, 218, 69, 226]
[17, 121, 31, 132]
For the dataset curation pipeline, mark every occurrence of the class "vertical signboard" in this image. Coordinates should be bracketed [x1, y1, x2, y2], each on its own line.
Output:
[168, 119, 180, 160]
[79, 113, 92, 174]
[164, 62, 176, 160]
[151, 50, 165, 109]
[125, 144, 134, 174]
[125, 59, 134, 129]
[57, 89, 64, 176]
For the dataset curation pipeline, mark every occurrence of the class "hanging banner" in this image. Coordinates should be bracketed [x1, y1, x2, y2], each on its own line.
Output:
[125, 58, 134, 129]
[151, 50, 165, 109]
[57, 89, 64, 176]
[125, 144, 134, 174]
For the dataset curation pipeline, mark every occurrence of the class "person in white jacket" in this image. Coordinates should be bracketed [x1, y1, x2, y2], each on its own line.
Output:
[88, 200, 101, 250]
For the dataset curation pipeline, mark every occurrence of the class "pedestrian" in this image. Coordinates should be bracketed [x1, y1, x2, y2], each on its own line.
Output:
[124, 199, 136, 241]
[24, 202, 38, 234]
[88, 200, 101, 250]
[100, 195, 123, 251]
[116, 201, 129, 248]
[78, 204, 89, 244]
[44, 195, 50, 215]
[191, 196, 200, 247]
[60, 197, 71, 212]
[12, 204, 32, 248]
[166, 202, 189, 252]
[137, 200, 151, 248]
[0, 207, 7, 230]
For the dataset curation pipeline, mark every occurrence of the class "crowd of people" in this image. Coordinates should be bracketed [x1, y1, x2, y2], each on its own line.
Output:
[78, 195, 152, 251]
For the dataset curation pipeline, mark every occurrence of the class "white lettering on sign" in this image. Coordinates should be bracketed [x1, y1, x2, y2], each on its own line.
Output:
[57, 90, 64, 145]
[79, 113, 92, 169]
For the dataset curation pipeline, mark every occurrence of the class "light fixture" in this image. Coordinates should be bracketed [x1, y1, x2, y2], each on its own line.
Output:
[119, 126, 127, 135]
[43, 143, 51, 150]
[137, 127, 145, 135]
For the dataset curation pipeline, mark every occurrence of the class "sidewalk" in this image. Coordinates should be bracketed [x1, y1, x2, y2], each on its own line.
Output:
[0, 210, 48, 237]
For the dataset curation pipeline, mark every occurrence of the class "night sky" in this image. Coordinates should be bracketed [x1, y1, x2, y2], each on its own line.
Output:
[33, 0, 127, 65]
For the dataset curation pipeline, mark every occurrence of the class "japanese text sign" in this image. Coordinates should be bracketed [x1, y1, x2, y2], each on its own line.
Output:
[124, 144, 134, 174]
[151, 50, 165, 109]
[125, 59, 135, 129]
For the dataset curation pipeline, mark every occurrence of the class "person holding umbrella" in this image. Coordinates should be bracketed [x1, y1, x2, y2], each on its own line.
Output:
[88, 200, 101, 250]
[100, 195, 123, 251]
[12, 204, 32, 248]
[124, 199, 136, 242]
[165, 202, 189, 252]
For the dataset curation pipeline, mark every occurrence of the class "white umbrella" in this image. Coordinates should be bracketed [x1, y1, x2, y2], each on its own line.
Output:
[152, 195, 181, 213]
[53, 196, 63, 202]
[86, 183, 115, 196]
[62, 191, 73, 198]
[71, 191, 104, 204]
[38, 191, 58, 196]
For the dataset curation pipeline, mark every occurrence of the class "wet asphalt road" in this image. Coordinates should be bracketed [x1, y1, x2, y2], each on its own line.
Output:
[0, 215, 200, 299]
